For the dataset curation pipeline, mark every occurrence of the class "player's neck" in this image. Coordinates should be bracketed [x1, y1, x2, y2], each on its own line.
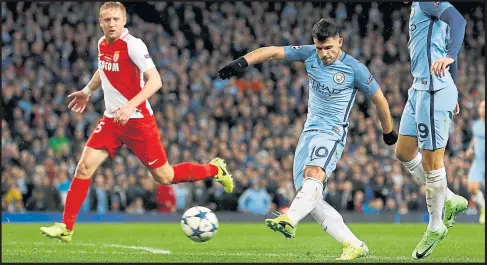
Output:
[105, 36, 121, 44]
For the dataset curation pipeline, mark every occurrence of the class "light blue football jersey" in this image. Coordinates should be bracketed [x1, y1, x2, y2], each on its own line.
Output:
[284, 45, 379, 143]
[408, 1, 456, 91]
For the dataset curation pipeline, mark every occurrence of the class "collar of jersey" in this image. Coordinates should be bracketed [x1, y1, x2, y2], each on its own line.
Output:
[316, 49, 347, 68]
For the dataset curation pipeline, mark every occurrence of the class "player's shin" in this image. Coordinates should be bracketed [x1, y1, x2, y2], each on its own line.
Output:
[425, 168, 447, 232]
[171, 163, 218, 183]
[311, 199, 363, 248]
[61, 177, 91, 231]
[286, 177, 323, 226]
[403, 153, 454, 201]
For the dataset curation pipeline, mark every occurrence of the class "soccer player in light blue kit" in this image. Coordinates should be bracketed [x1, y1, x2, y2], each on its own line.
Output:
[394, 1, 468, 259]
[466, 100, 485, 225]
[218, 19, 398, 260]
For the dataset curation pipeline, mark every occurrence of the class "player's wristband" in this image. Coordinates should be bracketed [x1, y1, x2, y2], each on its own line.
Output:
[235, 57, 249, 69]
[383, 130, 398, 146]
[81, 86, 93, 96]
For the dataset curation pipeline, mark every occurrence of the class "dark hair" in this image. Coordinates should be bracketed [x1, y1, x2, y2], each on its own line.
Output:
[311, 19, 340, 41]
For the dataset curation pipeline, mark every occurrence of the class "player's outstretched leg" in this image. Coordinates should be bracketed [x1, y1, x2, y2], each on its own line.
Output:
[40, 147, 109, 243]
[311, 199, 368, 260]
[151, 158, 234, 193]
[396, 136, 468, 228]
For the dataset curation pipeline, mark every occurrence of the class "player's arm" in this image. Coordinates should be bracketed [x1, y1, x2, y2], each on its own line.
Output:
[113, 39, 162, 124]
[81, 70, 101, 96]
[420, 2, 467, 77]
[217, 45, 315, 79]
[466, 138, 475, 158]
[350, 60, 397, 145]
[125, 68, 162, 110]
[67, 70, 101, 113]
[370, 89, 396, 144]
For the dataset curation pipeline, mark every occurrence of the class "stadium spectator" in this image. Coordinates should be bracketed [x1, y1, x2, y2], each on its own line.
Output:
[1, 2, 484, 216]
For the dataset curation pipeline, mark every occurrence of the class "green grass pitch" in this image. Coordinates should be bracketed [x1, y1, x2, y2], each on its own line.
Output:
[2, 223, 485, 263]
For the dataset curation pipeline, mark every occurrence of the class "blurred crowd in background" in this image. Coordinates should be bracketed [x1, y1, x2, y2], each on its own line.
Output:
[2, 2, 485, 216]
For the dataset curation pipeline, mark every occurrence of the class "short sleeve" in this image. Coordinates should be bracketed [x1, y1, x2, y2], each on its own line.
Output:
[352, 62, 380, 98]
[127, 38, 156, 73]
[419, 1, 453, 19]
[283, 45, 315, 62]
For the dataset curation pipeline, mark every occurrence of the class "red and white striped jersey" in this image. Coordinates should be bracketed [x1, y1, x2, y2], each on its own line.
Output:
[97, 28, 156, 119]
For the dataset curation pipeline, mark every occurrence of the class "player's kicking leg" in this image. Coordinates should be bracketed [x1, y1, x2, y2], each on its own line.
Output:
[396, 89, 467, 230]
[40, 146, 110, 243]
[265, 132, 340, 239]
[311, 199, 368, 260]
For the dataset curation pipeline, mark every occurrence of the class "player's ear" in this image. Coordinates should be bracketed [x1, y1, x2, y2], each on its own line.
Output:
[338, 38, 344, 47]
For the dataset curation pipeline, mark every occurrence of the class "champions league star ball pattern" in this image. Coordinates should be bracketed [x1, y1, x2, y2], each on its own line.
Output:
[181, 206, 219, 242]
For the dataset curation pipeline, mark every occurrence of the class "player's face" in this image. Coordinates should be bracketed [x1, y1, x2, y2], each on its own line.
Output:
[99, 7, 126, 43]
[314, 36, 343, 65]
[479, 100, 485, 119]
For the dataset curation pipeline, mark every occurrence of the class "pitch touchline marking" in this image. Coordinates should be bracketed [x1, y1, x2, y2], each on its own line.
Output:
[103, 244, 172, 254]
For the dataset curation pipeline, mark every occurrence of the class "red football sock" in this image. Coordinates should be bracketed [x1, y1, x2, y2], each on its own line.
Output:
[172, 163, 218, 183]
[62, 177, 91, 231]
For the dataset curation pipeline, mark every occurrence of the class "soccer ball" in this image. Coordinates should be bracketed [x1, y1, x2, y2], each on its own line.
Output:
[181, 206, 218, 242]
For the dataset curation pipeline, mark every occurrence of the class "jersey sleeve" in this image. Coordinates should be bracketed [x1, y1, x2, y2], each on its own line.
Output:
[418, 1, 453, 18]
[351, 62, 380, 98]
[127, 38, 156, 73]
[283, 45, 315, 62]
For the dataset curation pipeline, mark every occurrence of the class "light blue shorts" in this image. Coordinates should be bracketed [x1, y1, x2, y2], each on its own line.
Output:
[399, 86, 457, 150]
[468, 160, 485, 183]
[293, 130, 345, 191]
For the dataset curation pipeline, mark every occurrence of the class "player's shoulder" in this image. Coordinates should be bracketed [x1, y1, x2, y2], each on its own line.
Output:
[97, 35, 106, 47]
[339, 52, 367, 72]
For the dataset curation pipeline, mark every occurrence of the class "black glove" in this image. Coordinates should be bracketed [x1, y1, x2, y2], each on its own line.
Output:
[383, 130, 398, 145]
[217, 57, 249, 80]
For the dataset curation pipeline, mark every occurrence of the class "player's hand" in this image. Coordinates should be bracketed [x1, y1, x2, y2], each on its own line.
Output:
[454, 103, 460, 115]
[383, 130, 398, 146]
[67, 91, 90, 113]
[112, 104, 135, 125]
[217, 57, 249, 80]
[430, 57, 454, 78]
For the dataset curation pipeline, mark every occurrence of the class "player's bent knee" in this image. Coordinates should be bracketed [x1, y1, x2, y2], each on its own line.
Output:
[304, 166, 326, 182]
[75, 160, 93, 179]
[150, 163, 174, 185]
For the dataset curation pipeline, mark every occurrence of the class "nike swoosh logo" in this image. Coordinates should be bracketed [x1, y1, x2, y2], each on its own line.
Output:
[148, 159, 158, 165]
[415, 241, 438, 259]
[311, 65, 317, 69]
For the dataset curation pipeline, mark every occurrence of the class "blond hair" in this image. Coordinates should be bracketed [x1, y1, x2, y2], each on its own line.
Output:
[99, 2, 126, 17]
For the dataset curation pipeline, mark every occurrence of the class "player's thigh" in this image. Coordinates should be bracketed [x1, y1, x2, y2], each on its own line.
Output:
[293, 132, 344, 191]
[76, 146, 110, 179]
[415, 87, 457, 152]
[398, 87, 418, 140]
[122, 116, 168, 169]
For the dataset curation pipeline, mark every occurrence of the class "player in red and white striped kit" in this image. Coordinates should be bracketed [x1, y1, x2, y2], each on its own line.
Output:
[40, 2, 234, 243]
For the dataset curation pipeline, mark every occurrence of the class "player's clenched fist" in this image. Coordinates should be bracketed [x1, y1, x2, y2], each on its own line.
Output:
[67, 90, 90, 113]
[383, 130, 398, 146]
[217, 57, 249, 80]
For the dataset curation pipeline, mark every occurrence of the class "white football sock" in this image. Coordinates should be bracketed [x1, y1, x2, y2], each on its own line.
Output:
[286, 177, 323, 226]
[402, 152, 454, 201]
[311, 199, 363, 248]
[473, 190, 485, 210]
[425, 168, 447, 232]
